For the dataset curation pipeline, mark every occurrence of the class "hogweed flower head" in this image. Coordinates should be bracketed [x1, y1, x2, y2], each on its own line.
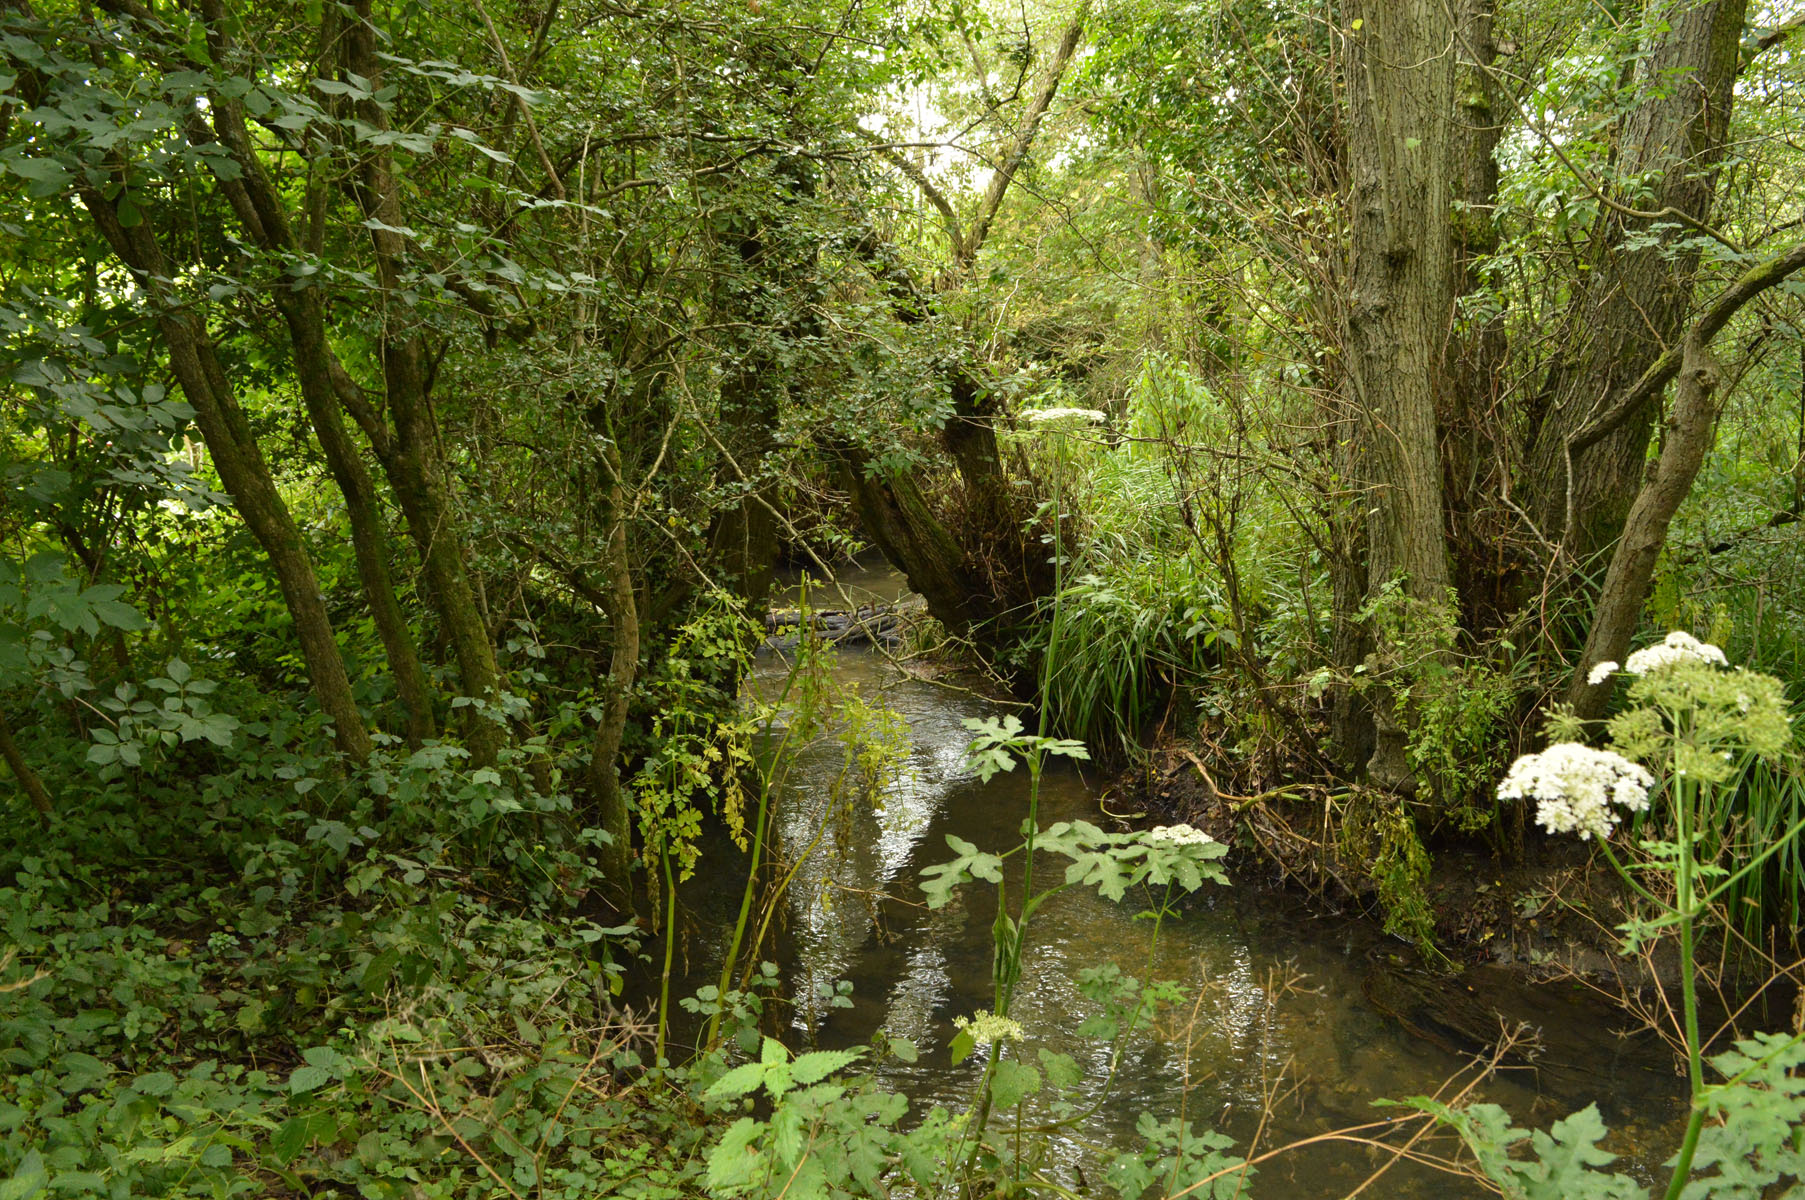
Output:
[1144, 823, 1215, 846]
[1587, 660, 1619, 686]
[1024, 406, 1107, 430]
[1497, 743, 1653, 841]
[1624, 630, 1728, 676]
[952, 1010, 1024, 1046]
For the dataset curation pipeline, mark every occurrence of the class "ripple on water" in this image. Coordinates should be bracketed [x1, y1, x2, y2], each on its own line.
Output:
[657, 629, 1688, 1199]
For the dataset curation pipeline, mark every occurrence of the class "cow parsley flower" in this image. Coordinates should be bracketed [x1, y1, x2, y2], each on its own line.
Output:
[952, 1010, 1024, 1046]
[1624, 631, 1727, 676]
[1497, 743, 1654, 841]
[1145, 823, 1215, 846]
[1587, 660, 1619, 686]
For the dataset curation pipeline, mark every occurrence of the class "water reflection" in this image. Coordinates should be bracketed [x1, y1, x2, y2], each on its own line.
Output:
[659, 576, 1687, 1197]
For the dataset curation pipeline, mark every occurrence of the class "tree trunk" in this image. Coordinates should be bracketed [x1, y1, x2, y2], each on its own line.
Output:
[1343, 0, 1457, 789]
[0, 709, 52, 820]
[183, 20, 439, 749]
[1570, 340, 1721, 718]
[837, 448, 994, 638]
[81, 187, 374, 762]
[346, 2, 506, 766]
[1523, 0, 1746, 569]
[1568, 239, 1805, 716]
[586, 444, 639, 906]
[282, 289, 438, 747]
[1443, 0, 1514, 634]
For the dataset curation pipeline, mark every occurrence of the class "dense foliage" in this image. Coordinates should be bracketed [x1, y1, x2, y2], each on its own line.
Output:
[3, 0, 1804, 1195]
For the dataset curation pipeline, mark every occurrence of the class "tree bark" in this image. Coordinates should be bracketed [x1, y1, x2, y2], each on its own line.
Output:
[1343, 0, 1457, 788]
[586, 444, 639, 905]
[188, 80, 438, 747]
[281, 288, 439, 747]
[1568, 239, 1805, 717]
[0, 709, 52, 820]
[345, 2, 506, 766]
[1443, 0, 1513, 633]
[1523, 0, 1746, 568]
[81, 185, 374, 762]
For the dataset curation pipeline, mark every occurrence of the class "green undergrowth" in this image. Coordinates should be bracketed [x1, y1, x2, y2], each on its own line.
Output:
[0, 677, 690, 1198]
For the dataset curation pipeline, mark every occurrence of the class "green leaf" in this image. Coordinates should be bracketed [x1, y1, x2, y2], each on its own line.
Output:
[919, 835, 1004, 908]
[704, 1117, 763, 1192]
[288, 1065, 331, 1094]
[91, 600, 146, 630]
[0, 1149, 48, 1200]
[789, 1048, 861, 1085]
[705, 1061, 769, 1101]
[6, 157, 71, 196]
[131, 1070, 176, 1096]
[270, 1117, 310, 1166]
[990, 1060, 1040, 1109]
[1037, 1049, 1082, 1089]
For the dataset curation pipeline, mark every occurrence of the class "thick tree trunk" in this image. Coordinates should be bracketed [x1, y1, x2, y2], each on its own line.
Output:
[837, 448, 994, 637]
[1568, 239, 1805, 716]
[184, 25, 439, 749]
[1523, 0, 1745, 568]
[281, 292, 438, 747]
[1443, 0, 1514, 633]
[1343, 0, 1457, 789]
[82, 188, 374, 762]
[1327, 387, 1374, 772]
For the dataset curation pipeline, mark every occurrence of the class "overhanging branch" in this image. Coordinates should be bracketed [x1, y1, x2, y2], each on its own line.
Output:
[1568, 239, 1805, 456]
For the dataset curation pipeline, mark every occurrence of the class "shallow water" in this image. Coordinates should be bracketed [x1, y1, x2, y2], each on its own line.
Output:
[654, 567, 1688, 1197]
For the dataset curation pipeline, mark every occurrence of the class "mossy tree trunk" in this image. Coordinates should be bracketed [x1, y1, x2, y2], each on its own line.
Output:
[1343, 0, 1457, 789]
[344, 2, 507, 765]
[81, 185, 374, 763]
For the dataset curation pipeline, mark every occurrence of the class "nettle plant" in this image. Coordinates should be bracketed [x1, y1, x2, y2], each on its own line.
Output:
[1423, 631, 1805, 1200]
[697, 714, 1243, 1199]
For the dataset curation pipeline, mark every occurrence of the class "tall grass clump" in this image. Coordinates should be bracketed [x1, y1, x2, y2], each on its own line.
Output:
[1680, 754, 1805, 942]
[1039, 559, 1219, 756]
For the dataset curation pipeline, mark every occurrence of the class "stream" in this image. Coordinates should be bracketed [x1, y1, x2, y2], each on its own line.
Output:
[652, 564, 1689, 1197]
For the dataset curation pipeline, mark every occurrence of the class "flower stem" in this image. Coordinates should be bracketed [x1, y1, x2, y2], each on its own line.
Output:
[1661, 774, 1707, 1200]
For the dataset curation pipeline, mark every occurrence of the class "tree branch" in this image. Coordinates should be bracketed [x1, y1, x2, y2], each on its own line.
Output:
[957, 2, 1089, 272]
[1568, 239, 1805, 455]
[862, 132, 966, 260]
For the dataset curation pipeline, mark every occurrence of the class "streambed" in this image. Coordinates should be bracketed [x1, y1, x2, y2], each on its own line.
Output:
[656, 566, 1688, 1197]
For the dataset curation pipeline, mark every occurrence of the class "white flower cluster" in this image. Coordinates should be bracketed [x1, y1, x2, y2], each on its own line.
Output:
[1623, 630, 1728, 675]
[1497, 743, 1654, 841]
[1024, 406, 1107, 427]
[1144, 823, 1215, 846]
[952, 1009, 1025, 1046]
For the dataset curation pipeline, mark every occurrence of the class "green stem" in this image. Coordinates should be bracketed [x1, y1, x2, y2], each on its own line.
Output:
[709, 771, 773, 1049]
[1596, 836, 1666, 909]
[655, 847, 677, 1065]
[954, 1049, 1003, 1197]
[1661, 774, 1707, 1200]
